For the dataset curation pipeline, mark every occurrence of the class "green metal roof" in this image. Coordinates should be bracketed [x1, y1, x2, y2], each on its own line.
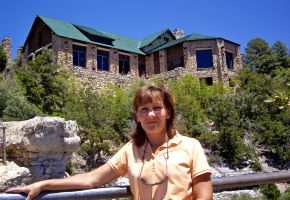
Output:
[139, 29, 171, 48]
[34, 15, 238, 55]
[91, 29, 144, 54]
[38, 15, 144, 54]
[150, 33, 218, 53]
[74, 24, 114, 40]
[39, 16, 91, 43]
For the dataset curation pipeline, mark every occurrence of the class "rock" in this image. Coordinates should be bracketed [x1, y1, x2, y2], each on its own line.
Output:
[0, 161, 32, 191]
[213, 190, 263, 200]
[1, 116, 80, 182]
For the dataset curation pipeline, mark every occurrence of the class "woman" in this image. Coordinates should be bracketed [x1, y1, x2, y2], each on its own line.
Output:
[6, 85, 213, 200]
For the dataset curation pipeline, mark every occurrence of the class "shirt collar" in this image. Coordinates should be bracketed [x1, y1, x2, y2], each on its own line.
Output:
[140, 132, 183, 151]
[167, 132, 182, 147]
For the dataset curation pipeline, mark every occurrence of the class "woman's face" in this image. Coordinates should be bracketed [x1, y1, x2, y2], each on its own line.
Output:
[136, 99, 170, 137]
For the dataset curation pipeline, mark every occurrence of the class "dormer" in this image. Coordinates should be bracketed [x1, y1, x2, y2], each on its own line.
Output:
[139, 29, 175, 54]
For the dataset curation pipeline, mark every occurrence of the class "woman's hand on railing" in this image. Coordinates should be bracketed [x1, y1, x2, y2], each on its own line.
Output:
[5, 182, 42, 200]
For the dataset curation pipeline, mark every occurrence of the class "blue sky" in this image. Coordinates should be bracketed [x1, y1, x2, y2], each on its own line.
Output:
[1, 0, 290, 59]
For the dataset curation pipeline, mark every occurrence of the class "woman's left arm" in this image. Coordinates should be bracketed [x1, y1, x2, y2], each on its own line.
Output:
[192, 172, 213, 200]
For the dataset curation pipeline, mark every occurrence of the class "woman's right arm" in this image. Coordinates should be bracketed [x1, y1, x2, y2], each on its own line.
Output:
[6, 163, 119, 200]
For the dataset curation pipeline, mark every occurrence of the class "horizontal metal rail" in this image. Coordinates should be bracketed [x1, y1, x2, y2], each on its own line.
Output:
[212, 170, 290, 191]
[0, 171, 289, 200]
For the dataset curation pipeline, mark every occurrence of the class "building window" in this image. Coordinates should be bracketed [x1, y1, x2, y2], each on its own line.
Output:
[73, 45, 86, 67]
[167, 57, 184, 71]
[196, 49, 213, 68]
[226, 51, 234, 70]
[97, 50, 109, 71]
[119, 54, 130, 74]
[200, 77, 213, 86]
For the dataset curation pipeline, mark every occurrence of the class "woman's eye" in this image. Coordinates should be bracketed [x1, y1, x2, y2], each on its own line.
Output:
[153, 106, 162, 111]
[140, 108, 149, 113]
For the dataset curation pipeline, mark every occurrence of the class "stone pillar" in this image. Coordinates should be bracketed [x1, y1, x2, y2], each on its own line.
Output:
[109, 49, 118, 74]
[235, 46, 243, 70]
[1, 37, 12, 64]
[130, 53, 139, 76]
[183, 42, 195, 70]
[159, 49, 167, 73]
[216, 39, 226, 82]
[86, 44, 97, 70]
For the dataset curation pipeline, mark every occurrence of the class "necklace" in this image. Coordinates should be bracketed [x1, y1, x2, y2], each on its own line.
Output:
[138, 139, 169, 186]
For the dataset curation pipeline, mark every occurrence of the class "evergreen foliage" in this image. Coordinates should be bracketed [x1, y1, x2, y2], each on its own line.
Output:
[0, 75, 38, 121]
[0, 46, 7, 72]
[272, 41, 289, 69]
[237, 68, 290, 165]
[245, 38, 289, 73]
[16, 49, 70, 115]
[62, 82, 132, 168]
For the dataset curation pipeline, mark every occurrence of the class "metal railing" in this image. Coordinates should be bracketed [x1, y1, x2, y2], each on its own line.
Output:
[0, 121, 6, 165]
[0, 170, 289, 200]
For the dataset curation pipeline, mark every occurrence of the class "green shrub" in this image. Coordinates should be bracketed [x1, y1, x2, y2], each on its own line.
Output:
[278, 188, 290, 200]
[260, 184, 281, 200]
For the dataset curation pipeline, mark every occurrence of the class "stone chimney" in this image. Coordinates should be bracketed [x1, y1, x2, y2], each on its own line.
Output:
[1, 37, 12, 64]
[172, 29, 185, 39]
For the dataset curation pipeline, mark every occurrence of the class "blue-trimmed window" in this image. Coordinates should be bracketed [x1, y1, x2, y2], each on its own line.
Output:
[226, 51, 234, 70]
[97, 50, 109, 71]
[73, 45, 86, 67]
[196, 49, 213, 68]
[119, 54, 130, 74]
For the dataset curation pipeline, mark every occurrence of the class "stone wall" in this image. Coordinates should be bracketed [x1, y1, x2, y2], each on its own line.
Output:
[183, 40, 220, 82]
[52, 34, 73, 68]
[71, 66, 206, 93]
[71, 67, 133, 91]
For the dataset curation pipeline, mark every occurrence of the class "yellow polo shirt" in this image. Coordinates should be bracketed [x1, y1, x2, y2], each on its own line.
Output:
[107, 133, 211, 200]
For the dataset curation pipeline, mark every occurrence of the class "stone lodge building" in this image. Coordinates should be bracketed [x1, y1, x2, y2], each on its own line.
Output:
[23, 15, 242, 84]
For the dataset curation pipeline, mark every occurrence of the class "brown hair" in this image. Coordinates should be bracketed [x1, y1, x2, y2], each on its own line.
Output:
[131, 85, 176, 147]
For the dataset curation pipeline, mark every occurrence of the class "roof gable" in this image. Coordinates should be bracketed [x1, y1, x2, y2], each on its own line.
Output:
[38, 16, 91, 43]
[150, 33, 219, 53]
[139, 29, 173, 48]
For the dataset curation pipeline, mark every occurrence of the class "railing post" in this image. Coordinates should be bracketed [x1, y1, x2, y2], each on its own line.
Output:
[0, 121, 6, 165]
[3, 126, 6, 165]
